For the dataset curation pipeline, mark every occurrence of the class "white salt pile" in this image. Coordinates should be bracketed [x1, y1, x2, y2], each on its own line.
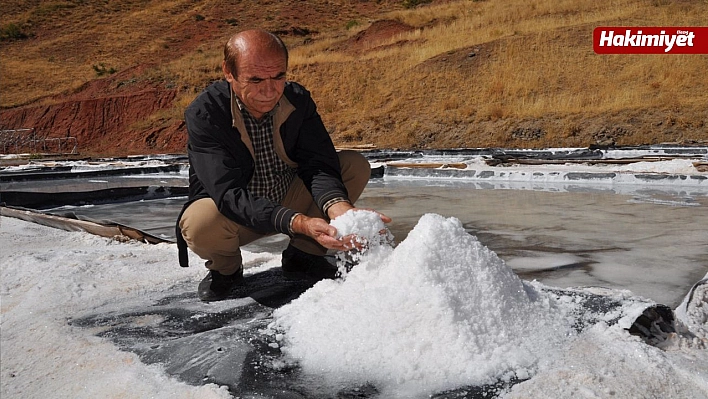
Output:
[270, 213, 576, 397]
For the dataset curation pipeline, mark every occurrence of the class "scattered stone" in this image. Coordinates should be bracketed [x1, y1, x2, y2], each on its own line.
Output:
[511, 126, 545, 141]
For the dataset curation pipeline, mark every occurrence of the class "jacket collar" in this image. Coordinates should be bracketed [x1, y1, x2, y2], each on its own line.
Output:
[229, 85, 297, 167]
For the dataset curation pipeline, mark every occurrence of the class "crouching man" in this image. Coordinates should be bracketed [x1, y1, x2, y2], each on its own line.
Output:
[176, 29, 390, 301]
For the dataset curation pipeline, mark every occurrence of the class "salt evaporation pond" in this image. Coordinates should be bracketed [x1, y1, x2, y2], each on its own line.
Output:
[30, 177, 708, 308]
[3, 148, 707, 398]
[2, 211, 705, 398]
[356, 179, 708, 308]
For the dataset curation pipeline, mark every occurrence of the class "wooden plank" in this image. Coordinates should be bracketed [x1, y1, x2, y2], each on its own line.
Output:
[0, 206, 171, 244]
[486, 157, 701, 166]
[386, 162, 468, 169]
[335, 144, 377, 151]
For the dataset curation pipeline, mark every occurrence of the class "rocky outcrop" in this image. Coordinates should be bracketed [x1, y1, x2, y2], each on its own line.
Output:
[0, 87, 183, 155]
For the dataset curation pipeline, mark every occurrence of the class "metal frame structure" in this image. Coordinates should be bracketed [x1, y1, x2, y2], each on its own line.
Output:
[0, 128, 78, 155]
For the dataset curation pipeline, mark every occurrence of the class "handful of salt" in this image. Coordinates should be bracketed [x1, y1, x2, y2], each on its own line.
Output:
[330, 209, 394, 273]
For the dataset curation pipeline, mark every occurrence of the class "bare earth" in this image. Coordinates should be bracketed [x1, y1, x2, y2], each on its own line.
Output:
[1, 0, 706, 157]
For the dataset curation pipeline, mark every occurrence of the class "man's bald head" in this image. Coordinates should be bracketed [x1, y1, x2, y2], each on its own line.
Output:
[223, 29, 288, 78]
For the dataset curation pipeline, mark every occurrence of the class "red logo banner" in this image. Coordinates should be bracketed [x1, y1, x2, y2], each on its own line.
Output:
[593, 27, 708, 54]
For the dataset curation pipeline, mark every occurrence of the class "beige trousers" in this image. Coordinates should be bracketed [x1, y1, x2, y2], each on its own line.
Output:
[179, 150, 371, 275]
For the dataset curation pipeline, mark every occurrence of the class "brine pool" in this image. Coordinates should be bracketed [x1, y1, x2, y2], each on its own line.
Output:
[42, 177, 708, 308]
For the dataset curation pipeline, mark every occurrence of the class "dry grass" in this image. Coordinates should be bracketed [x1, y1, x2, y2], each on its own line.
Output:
[1, 0, 199, 106]
[286, 0, 708, 147]
[1, 0, 707, 149]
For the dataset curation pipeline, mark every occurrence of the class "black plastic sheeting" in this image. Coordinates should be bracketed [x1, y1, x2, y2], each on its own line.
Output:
[69, 274, 683, 399]
[0, 164, 183, 182]
[2, 145, 705, 209]
[1, 186, 189, 208]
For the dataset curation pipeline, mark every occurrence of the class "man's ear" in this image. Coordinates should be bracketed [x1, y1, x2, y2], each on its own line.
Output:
[222, 61, 235, 83]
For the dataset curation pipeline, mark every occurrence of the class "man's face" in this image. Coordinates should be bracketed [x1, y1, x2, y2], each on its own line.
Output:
[224, 49, 287, 120]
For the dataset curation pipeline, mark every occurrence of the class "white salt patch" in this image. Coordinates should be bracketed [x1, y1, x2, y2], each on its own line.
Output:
[271, 213, 574, 396]
[505, 323, 699, 399]
[505, 253, 586, 271]
[675, 273, 708, 342]
[0, 217, 231, 399]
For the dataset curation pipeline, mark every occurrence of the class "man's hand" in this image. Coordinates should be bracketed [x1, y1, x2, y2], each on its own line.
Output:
[291, 202, 393, 251]
[291, 214, 355, 251]
[291, 211, 392, 251]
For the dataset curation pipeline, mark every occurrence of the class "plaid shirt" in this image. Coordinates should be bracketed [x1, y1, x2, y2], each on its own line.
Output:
[237, 98, 295, 204]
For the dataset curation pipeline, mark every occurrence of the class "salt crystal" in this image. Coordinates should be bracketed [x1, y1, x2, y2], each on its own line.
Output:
[330, 209, 386, 241]
[329, 209, 394, 273]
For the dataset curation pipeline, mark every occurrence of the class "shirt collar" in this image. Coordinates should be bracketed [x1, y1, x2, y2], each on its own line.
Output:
[232, 92, 277, 122]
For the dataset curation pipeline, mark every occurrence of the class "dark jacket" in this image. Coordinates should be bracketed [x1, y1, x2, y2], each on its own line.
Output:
[176, 80, 349, 267]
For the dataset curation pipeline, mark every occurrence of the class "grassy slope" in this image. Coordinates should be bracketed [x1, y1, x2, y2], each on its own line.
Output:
[1, 0, 707, 152]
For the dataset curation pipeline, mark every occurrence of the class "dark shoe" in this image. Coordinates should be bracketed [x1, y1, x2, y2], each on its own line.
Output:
[281, 245, 338, 281]
[198, 269, 243, 302]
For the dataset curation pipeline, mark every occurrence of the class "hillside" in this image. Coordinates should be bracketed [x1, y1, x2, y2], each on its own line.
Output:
[1, 0, 707, 157]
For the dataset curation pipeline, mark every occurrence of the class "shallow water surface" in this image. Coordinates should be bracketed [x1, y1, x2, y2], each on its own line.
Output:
[357, 179, 708, 307]
[44, 178, 708, 307]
